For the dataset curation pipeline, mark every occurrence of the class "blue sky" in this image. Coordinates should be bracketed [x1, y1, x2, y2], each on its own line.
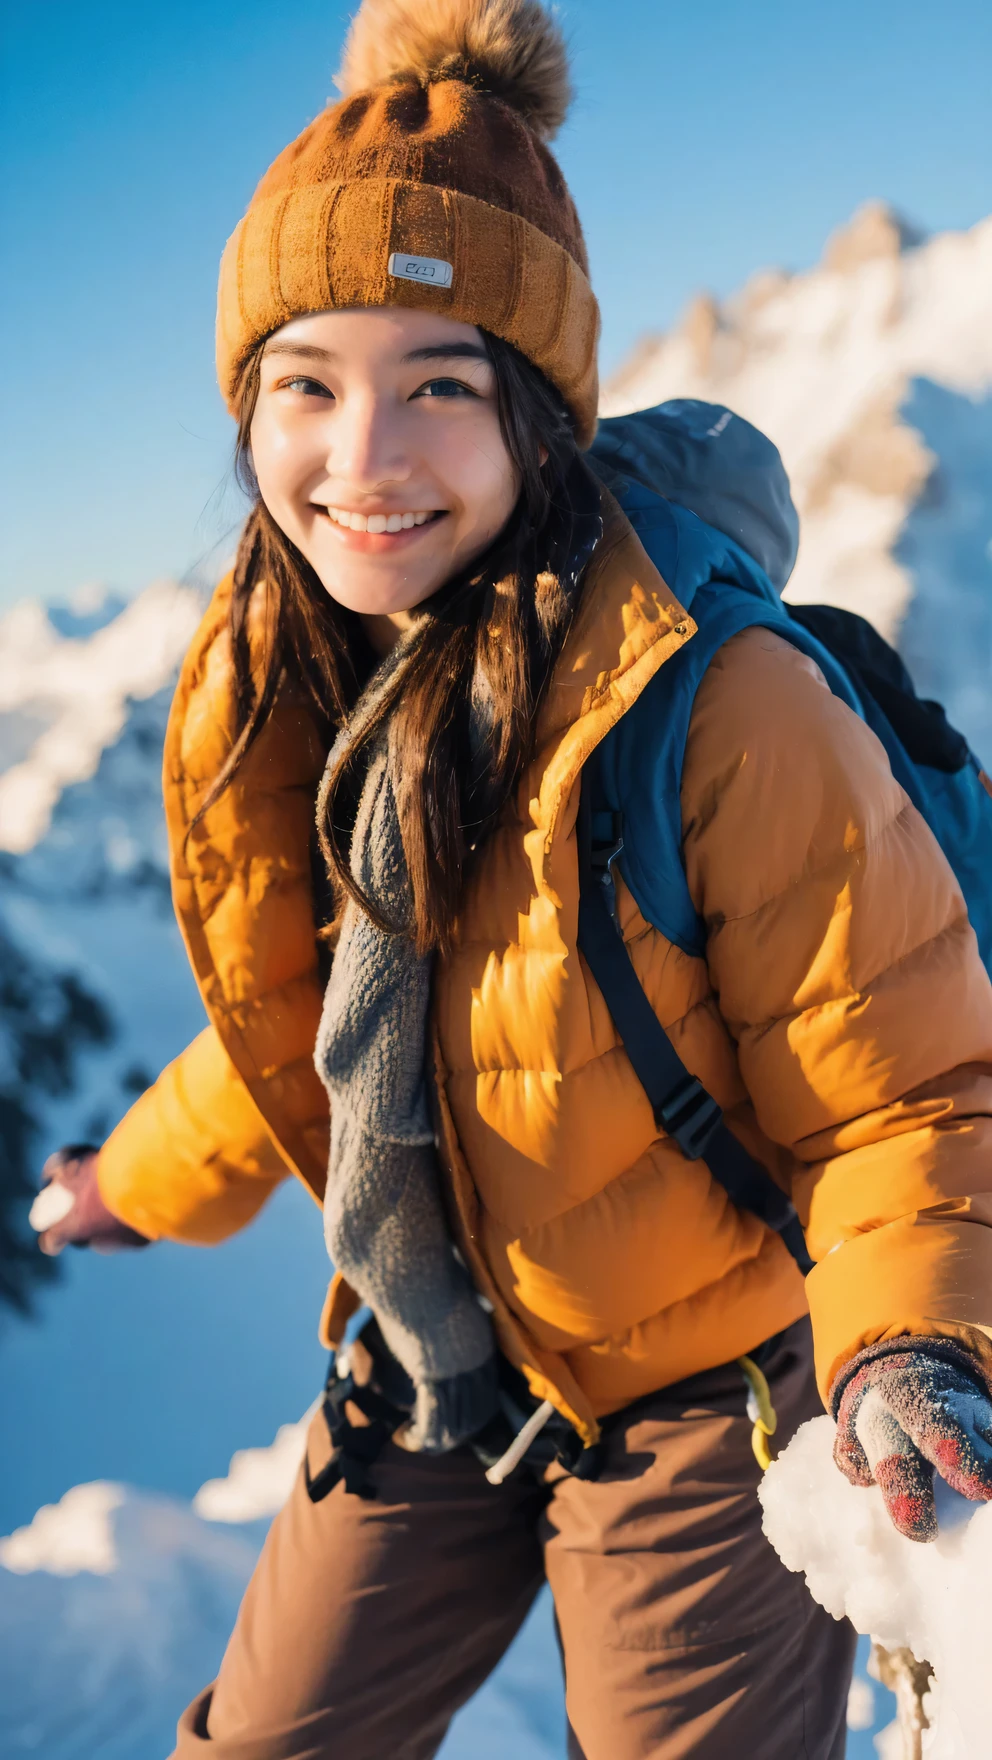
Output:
[2, 0, 990, 607]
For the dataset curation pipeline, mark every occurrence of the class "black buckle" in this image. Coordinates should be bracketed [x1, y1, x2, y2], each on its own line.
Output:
[590, 809, 624, 925]
[589, 808, 624, 871]
[654, 1073, 722, 1160]
[553, 1428, 605, 1481]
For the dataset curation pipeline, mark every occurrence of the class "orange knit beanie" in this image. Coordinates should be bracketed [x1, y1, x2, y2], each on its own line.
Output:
[216, 0, 600, 445]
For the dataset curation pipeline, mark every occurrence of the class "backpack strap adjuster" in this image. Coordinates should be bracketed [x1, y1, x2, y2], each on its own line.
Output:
[589, 809, 624, 926]
[653, 1072, 722, 1160]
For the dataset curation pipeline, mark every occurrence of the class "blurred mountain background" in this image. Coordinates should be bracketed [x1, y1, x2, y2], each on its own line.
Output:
[2, 201, 989, 1755]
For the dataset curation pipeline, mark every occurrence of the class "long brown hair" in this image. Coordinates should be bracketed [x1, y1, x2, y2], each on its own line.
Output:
[193, 330, 601, 954]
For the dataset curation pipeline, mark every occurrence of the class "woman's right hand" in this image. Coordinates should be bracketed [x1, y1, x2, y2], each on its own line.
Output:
[30, 1145, 152, 1256]
[832, 1339, 992, 1542]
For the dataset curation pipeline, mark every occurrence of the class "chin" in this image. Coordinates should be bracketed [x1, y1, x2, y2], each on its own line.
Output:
[312, 564, 437, 618]
[313, 540, 446, 599]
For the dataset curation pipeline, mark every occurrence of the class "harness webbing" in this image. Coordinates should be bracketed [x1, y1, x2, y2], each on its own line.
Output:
[304, 1355, 407, 1503]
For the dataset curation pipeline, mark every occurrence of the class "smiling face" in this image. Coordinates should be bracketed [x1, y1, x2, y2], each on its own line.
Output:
[248, 308, 521, 648]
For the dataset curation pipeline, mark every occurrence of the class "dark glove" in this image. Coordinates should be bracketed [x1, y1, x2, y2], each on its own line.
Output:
[31, 1145, 152, 1256]
[832, 1338, 992, 1543]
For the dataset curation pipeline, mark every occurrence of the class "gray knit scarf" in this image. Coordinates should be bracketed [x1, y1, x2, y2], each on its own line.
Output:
[313, 636, 498, 1453]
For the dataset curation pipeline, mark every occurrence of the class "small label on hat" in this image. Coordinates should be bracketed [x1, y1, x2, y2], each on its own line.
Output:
[387, 252, 453, 289]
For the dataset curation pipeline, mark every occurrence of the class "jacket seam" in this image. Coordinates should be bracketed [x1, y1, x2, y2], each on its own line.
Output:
[744, 908, 973, 1046]
[454, 995, 723, 1080]
[559, 1228, 781, 1351]
[703, 793, 916, 934]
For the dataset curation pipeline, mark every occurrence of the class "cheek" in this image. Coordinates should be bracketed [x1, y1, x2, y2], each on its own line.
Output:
[249, 411, 311, 523]
[442, 418, 518, 535]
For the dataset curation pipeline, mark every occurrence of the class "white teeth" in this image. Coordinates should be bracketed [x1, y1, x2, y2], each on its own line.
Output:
[324, 507, 437, 533]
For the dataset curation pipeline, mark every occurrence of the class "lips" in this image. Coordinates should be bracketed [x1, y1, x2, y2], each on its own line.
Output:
[319, 507, 444, 533]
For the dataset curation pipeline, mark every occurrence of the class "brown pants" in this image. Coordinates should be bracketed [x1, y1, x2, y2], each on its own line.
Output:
[173, 1319, 854, 1759]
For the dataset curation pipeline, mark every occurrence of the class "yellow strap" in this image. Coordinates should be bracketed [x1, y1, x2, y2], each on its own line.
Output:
[738, 1355, 778, 1472]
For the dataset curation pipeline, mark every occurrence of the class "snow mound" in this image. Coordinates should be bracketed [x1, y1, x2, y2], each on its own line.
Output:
[193, 1410, 314, 1523]
[0, 1422, 293, 1757]
[0, 579, 201, 853]
[759, 1415, 992, 1759]
[0, 1486, 258, 1760]
[0, 1422, 568, 1760]
[846, 1672, 877, 1732]
[0, 1482, 125, 1576]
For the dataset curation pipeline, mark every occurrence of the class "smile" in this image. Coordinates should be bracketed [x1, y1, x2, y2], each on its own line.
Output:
[319, 507, 444, 533]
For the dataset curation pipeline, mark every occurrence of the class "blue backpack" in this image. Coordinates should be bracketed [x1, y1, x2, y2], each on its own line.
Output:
[578, 401, 992, 1270]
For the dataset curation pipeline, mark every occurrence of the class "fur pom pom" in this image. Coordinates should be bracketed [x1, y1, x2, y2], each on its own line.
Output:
[336, 0, 573, 141]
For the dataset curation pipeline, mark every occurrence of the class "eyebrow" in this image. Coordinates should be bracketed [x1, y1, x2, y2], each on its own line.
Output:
[262, 340, 491, 365]
[401, 343, 490, 364]
[262, 342, 337, 361]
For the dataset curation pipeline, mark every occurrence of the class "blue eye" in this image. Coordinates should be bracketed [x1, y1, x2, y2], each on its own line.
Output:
[417, 378, 476, 399]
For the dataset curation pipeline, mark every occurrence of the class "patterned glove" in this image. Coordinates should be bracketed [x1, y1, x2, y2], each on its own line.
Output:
[832, 1339, 992, 1543]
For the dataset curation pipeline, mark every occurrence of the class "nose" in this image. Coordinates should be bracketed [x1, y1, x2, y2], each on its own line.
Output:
[324, 390, 412, 495]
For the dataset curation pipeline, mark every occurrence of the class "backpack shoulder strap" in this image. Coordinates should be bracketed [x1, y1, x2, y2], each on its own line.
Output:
[598, 482, 864, 963]
[577, 759, 812, 1274]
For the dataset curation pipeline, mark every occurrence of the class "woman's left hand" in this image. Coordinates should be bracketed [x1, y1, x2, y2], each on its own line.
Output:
[832, 1340, 992, 1542]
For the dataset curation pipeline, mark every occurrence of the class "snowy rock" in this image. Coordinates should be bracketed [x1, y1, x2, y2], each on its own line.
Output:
[759, 1415, 992, 1758]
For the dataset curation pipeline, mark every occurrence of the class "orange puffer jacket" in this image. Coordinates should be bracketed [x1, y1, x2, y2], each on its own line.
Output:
[98, 502, 992, 1446]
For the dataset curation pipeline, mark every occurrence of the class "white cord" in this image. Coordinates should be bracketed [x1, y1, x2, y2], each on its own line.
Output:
[485, 1399, 555, 1485]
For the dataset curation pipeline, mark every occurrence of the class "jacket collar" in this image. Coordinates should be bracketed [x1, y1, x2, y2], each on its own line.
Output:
[525, 485, 696, 853]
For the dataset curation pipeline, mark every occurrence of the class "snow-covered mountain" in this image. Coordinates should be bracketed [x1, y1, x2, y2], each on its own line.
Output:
[0, 1432, 570, 1760]
[0, 583, 204, 1323]
[0, 577, 334, 1519]
[5, 200, 990, 1757]
[603, 200, 992, 757]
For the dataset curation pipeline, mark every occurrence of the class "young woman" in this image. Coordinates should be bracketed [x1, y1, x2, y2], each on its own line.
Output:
[37, 2, 992, 1755]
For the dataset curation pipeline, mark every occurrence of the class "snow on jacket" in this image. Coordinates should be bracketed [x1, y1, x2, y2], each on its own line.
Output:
[97, 492, 992, 1443]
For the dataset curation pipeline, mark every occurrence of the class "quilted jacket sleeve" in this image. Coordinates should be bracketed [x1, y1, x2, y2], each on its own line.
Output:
[681, 625, 992, 1400]
[97, 1024, 292, 1244]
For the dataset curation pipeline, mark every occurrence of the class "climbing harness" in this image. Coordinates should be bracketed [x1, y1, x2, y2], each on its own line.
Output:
[305, 1323, 603, 1501]
[304, 1345, 408, 1503]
